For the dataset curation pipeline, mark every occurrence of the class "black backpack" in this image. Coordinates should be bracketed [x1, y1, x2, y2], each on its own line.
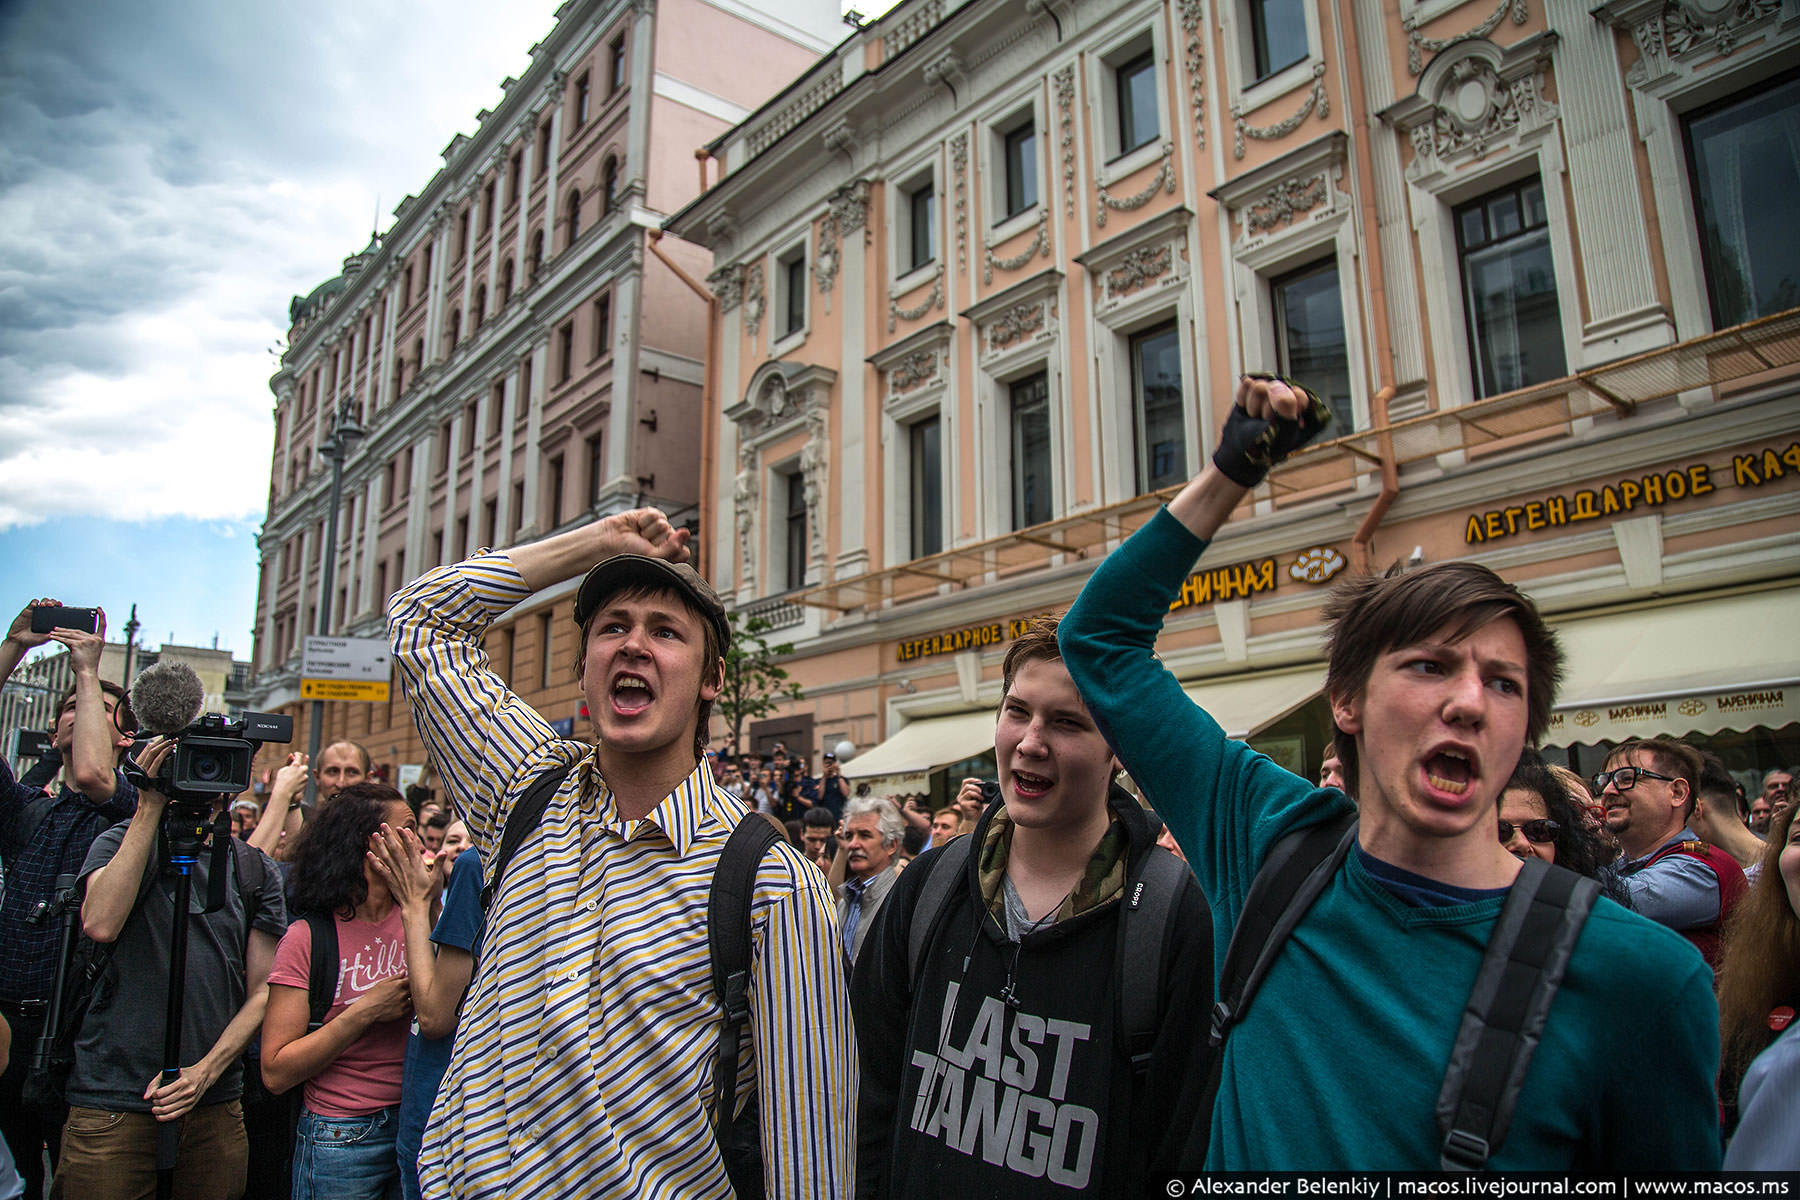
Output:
[26, 822, 268, 1116]
[1206, 811, 1601, 1170]
[482, 763, 782, 1200]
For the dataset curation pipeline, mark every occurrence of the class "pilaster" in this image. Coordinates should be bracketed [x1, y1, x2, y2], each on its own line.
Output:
[495, 371, 518, 544]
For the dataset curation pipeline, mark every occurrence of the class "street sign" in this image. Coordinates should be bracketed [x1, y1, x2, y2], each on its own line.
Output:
[302, 636, 392, 703]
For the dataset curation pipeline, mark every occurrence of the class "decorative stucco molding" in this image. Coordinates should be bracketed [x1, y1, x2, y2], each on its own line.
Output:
[1096, 142, 1177, 226]
[1054, 66, 1077, 219]
[1404, 0, 1529, 75]
[1178, 0, 1207, 151]
[1234, 64, 1330, 159]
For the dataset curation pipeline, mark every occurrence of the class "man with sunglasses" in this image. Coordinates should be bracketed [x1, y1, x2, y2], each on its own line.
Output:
[1596, 737, 1747, 967]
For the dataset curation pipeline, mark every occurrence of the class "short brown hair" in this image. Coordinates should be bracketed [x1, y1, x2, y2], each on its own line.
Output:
[60, 679, 135, 737]
[1606, 737, 1703, 821]
[572, 585, 725, 759]
[1323, 562, 1562, 798]
[1001, 614, 1064, 701]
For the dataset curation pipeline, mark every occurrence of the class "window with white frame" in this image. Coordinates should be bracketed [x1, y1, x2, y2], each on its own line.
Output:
[783, 470, 807, 591]
[903, 175, 938, 274]
[1683, 72, 1800, 329]
[1112, 46, 1159, 160]
[1129, 322, 1186, 493]
[1248, 0, 1307, 82]
[908, 414, 943, 559]
[1009, 372, 1053, 529]
[1272, 258, 1354, 434]
[997, 110, 1039, 222]
[1454, 178, 1566, 398]
[777, 244, 808, 340]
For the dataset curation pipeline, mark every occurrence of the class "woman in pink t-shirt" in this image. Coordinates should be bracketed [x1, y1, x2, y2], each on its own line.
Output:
[263, 783, 422, 1200]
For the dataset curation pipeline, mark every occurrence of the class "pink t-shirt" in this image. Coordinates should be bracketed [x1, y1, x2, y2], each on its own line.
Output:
[268, 904, 410, 1117]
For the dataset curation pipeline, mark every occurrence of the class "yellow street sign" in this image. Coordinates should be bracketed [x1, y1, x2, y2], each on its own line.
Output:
[301, 678, 390, 703]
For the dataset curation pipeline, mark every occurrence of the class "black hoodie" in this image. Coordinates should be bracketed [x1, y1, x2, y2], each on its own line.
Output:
[852, 785, 1214, 1198]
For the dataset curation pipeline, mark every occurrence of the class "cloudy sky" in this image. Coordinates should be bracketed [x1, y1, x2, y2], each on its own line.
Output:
[0, 0, 581, 653]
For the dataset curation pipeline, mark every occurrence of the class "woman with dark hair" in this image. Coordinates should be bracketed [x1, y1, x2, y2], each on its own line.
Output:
[261, 783, 419, 1199]
[1498, 749, 1623, 895]
[1717, 802, 1800, 1164]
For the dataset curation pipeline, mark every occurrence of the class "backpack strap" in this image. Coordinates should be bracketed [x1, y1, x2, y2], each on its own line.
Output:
[1435, 857, 1599, 1170]
[1120, 845, 1191, 1081]
[303, 913, 339, 1031]
[1210, 810, 1358, 1047]
[481, 763, 577, 913]
[706, 814, 782, 1138]
[907, 834, 974, 988]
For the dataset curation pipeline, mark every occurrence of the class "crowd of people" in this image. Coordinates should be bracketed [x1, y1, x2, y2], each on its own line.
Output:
[0, 373, 1796, 1197]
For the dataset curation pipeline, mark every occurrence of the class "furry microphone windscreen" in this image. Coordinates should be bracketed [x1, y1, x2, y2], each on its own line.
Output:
[130, 661, 207, 736]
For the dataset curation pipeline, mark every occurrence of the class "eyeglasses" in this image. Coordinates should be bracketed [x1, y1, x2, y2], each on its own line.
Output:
[1497, 818, 1561, 845]
[1591, 766, 1676, 794]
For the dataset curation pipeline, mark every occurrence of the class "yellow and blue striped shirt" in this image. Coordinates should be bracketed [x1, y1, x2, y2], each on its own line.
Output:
[389, 553, 856, 1198]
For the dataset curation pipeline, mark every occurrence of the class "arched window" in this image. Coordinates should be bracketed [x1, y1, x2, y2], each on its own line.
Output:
[473, 284, 487, 329]
[602, 158, 619, 216]
[448, 308, 462, 350]
[500, 258, 515, 305]
[530, 229, 545, 280]
[568, 189, 582, 243]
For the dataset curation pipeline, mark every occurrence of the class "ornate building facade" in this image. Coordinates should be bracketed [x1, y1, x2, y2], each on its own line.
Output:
[667, 0, 1800, 798]
[250, 0, 840, 776]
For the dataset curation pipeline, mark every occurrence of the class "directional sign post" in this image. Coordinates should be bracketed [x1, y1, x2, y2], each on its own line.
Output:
[301, 636, 393, 704]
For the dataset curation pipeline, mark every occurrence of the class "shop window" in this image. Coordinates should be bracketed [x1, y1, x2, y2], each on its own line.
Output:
[1009, 372, 1052, 529]
[1272, 258, 1354, 434]
[1454, 178, 1566, 398]
[909, 414, 943, 559]
[1249, 0, 1307, 81]
[1129, 322, 1186, 493]
[1114, 49, 1159, 158]
[1684, 73, 1800, 328]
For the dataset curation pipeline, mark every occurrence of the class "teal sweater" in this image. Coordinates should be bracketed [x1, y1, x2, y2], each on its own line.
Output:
[1060, 508, 1721, 1170]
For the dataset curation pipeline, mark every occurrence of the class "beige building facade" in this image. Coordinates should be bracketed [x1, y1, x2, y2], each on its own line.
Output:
[665, 0, 1800, 801]
[250, 0, 840, 780]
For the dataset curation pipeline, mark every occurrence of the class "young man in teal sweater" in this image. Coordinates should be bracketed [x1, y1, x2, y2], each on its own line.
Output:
[1059, 376, 1721, 1169]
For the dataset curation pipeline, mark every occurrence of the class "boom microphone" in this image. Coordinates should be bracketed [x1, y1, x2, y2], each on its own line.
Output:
[130, 661, 207, 736]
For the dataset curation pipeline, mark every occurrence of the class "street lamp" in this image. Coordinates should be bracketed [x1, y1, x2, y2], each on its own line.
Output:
[305, 399, 365, 808]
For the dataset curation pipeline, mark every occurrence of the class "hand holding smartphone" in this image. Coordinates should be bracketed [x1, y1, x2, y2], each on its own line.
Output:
[29, 605, 101, 635]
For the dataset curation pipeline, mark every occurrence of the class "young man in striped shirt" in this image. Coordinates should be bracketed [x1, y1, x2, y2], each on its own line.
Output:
[389, 508, 855, 1199]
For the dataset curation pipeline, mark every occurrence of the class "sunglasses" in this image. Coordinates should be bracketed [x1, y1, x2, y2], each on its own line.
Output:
[1497, 818, 1561, 844]
[1591, 766, 1675, 794]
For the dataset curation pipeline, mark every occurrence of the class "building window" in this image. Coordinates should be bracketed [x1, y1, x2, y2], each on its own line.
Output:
[1250, 0, 1308, 81]
[483, 498, 498, 548]
[905, 179, 937, 273]
[458, 207, 471, 260]
[1272, 258, 1353, 435]
[1001, 116, 1038, 220]
[456, 514, 470, 558]
[558, 322, 575, 383]
[509, 150, 523, 206]
[1455, 178, 1566, 398]
[602, 158, 619, 216]
[473, 284, 487, 329]
[464, 402, 478, 455]
[490, 382, 506, 437]
[574, 73, 591, 126]
[778, 247, 807, 338]
[610, 37, 627, 93]
[908, 415, 943, 559]
[500, 258, 514, 305]
[1129, 322, 1186, 493]
[1009, 372, 1052, 529]
[1685, 73, 1800, 329]
[568, 189, 582, 243]
[529, 230, 545, 280]
[383, 458, 398, 508]
[1115, 50, 1159, 157]
[587, 433, 605, 506]
[482, 179, 496, 233]
[402, 266, 413, 308]
[784, 471, 807, 592]
[593, 294, 611, 359]
[447, 308, 462, 351]
[540, 611, 557, 690]
[537, 123, 551, 176]
[513, 481, 526, 535]
[548, 454, 565, 528]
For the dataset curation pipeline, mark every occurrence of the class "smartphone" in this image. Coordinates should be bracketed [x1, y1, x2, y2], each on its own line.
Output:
[29, 605, 100, 635]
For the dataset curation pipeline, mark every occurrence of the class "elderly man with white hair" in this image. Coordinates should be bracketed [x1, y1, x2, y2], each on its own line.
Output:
[838, 795, 903, 967]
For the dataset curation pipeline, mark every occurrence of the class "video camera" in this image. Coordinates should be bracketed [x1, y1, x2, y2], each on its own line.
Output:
[125, 711, 293, 811]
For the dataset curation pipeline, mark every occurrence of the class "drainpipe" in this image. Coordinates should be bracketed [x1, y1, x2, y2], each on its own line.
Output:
[1335, 0, 1401, 574]
[647, 228, 718, 575]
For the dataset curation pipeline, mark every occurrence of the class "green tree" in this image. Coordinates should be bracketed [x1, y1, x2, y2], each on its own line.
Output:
[716, 610, 803, 755]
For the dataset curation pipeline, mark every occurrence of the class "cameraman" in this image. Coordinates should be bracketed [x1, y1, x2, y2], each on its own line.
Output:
[0, 599, 138, 1200]
[60, 736, 287, 1200]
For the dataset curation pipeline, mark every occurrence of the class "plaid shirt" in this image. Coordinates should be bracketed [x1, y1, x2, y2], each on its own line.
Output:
[0, 757, 137, 1003]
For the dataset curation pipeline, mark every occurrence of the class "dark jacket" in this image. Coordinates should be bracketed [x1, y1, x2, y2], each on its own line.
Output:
[851, 785, 1214, 1198]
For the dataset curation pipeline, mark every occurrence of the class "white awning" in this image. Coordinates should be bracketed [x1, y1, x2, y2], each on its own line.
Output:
[1547, 587, 1800, 744]
[1180, 666, 1326, 740]
[840, 709, 997, 795]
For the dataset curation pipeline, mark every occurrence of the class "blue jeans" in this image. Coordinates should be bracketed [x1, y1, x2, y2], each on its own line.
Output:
[293, 1105, 401, 1200]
